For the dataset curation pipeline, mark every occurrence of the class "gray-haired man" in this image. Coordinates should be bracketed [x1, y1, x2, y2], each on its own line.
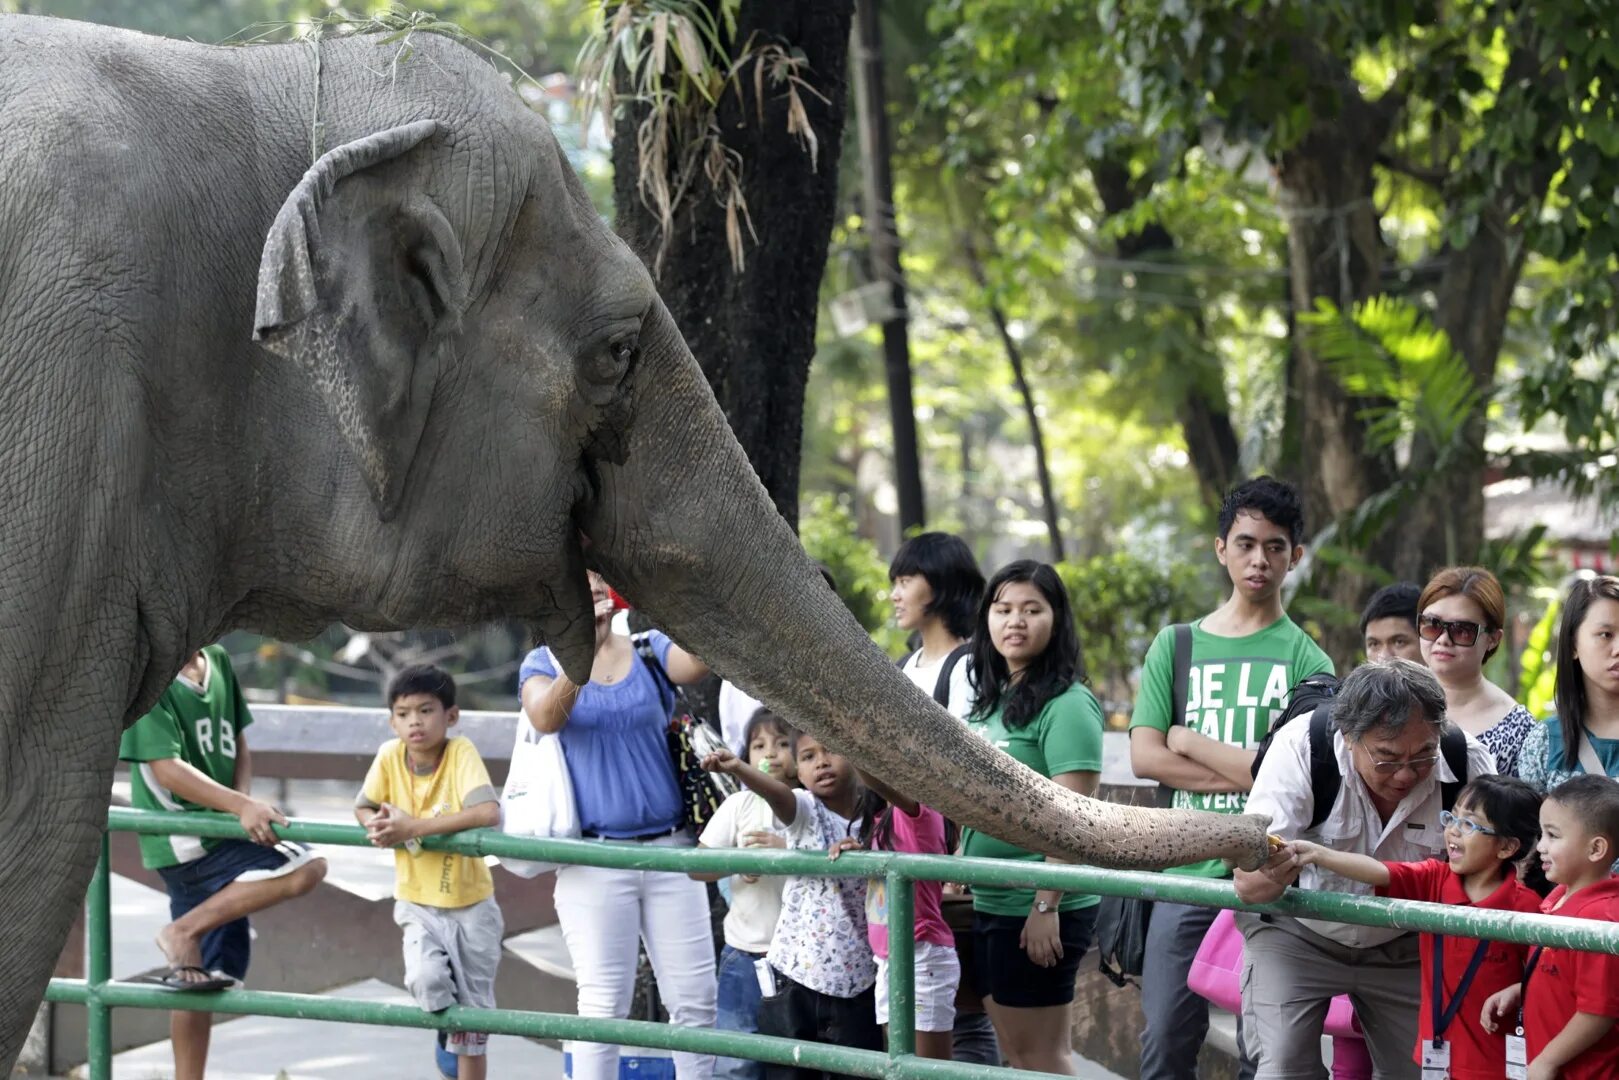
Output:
[1233, 660, 1497, 1079]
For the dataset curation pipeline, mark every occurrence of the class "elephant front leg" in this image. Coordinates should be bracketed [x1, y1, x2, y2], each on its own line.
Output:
[0, 707, 121, 1073]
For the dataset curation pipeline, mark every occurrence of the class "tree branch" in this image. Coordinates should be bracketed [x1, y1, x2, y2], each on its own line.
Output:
[1375, 151, 1447, 188]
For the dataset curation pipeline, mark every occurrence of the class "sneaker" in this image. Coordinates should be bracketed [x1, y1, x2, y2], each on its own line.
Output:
[436, 1030, 459, 1080]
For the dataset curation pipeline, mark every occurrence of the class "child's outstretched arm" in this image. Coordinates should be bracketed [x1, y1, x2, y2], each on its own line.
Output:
[702, 746, 799, 825]
[1287, 840, 1391, 887]
[856, 769, 918, 816]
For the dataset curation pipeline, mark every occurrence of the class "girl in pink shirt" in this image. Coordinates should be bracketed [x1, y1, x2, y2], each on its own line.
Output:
[832, 778, 960, 1059]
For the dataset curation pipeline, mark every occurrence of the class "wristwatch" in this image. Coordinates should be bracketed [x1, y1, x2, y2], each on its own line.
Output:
[1033, 899, 1054, 914]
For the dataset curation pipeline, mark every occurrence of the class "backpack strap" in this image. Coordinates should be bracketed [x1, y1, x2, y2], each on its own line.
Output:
[631, 633, 677, 715]
[1306, 706, 1344, 831]
[1170, 624, 1193, 725]
[1438, 725, 1470, 811]
[933, 643, 973, 707]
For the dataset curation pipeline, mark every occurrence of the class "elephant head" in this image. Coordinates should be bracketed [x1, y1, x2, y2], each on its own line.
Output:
[237, 31, 1271, 875]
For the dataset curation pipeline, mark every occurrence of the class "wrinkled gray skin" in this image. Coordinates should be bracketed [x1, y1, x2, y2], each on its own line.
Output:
[0, 15, 1270, 1066]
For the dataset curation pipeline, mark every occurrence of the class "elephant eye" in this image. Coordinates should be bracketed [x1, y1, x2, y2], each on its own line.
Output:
[609, 336, 639, 366]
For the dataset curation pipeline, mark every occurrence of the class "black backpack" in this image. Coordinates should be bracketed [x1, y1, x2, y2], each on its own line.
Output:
[1249, 671, 1342, 782]
[1258, 700, 1471, 831]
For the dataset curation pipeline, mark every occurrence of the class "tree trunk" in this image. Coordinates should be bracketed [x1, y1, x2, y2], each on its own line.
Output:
[1091, 158, 1242, 508]
[853, 0, 926, 533]
[1273, 49, 1401, 662]
[964, 236, 1065, 562]
[1401, 41, 1562, 581]
[610, 0, 856, 531]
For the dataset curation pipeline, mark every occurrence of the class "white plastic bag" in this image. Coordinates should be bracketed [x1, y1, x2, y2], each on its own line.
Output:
[497, 716, 579, 878]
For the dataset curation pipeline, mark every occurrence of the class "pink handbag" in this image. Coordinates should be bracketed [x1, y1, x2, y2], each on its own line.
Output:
[1188, 908, 1362, 1038]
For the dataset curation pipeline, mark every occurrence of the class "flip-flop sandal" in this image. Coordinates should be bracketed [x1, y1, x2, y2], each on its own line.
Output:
[129, 965, 236, 992]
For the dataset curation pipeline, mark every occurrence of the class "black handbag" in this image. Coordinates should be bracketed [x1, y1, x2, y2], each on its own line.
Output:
[1093, 894, 1154, 987]
[633, 635, 738, 831]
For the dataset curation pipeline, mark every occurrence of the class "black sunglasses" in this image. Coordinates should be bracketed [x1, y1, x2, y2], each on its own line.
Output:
[1417, 614, 1491, 647]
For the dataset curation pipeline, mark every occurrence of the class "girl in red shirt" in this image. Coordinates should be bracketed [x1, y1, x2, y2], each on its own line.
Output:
[1288, 775, 1548, 1080]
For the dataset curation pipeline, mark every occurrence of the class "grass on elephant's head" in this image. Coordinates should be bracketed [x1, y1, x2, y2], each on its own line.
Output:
[214, 7, 542, 164]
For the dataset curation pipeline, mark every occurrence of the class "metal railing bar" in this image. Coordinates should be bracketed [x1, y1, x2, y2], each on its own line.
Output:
[42, 979, 1015, 1080]
[103, 808, 1619, 955]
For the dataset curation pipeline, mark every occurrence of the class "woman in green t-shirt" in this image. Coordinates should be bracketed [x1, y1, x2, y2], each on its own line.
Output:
[960, 560, 1105, 1076]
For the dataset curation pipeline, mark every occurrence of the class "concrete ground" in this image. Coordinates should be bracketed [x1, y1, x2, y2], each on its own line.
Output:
[78, 780, 1126, 1079]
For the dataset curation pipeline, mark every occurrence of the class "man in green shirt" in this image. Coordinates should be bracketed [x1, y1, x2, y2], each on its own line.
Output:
[1128, 477, 1333, 1080]
[119, 644, 327, 1080]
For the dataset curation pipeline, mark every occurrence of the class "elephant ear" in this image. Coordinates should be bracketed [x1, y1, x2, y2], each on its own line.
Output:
[253, 120, 466, 522]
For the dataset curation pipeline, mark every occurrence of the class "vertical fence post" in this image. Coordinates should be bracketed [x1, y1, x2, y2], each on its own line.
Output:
[885, 869, 915, 1062]
[86, 831, 112, 1080]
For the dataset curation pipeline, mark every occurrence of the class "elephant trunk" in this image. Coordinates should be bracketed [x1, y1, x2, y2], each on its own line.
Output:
[579, 305, 1271, 872]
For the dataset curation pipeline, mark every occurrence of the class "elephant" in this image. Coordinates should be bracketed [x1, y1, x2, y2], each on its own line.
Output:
[0, 14, 1271, 1067]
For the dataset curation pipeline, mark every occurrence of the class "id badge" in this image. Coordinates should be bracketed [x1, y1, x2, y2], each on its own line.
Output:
[1504, 1032, 1528, 1080]
[1420, 1040, 1450, 1080]
[754, 958, 778, 997]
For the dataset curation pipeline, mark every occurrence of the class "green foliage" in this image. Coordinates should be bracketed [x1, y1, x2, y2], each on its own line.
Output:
[1056, 553, 1208, 715]
[1519, 590, 1562, 719]
[799, 492, 909, 656]
[1303, 296, 1481, 459]
[1300, 295, 1481, 568]
[576, 0, 826, 272]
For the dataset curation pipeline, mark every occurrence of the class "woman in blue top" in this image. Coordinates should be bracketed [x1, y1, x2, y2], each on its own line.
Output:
[1519, 575, 1619, 793]
[521, 571, 718, 1080]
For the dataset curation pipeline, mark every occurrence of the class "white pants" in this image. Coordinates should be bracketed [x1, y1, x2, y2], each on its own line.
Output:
[553, 835, 718, 1080]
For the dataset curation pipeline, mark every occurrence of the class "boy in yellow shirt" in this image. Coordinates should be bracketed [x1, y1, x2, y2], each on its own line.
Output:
[356, 665, 502, 1080]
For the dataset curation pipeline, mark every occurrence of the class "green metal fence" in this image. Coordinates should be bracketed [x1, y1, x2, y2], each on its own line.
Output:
[45, 807, 1619, 1079]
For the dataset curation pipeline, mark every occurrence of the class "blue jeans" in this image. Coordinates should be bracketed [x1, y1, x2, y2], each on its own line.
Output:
[715, 945, 765, 1080]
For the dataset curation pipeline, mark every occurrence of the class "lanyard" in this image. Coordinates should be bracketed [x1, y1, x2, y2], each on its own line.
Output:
[1432, 935, 1491, 1041]
[1514, 946, 1544, 1033]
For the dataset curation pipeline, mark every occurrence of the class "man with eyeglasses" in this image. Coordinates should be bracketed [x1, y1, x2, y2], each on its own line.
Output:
[1232, 660, 1498, 1080]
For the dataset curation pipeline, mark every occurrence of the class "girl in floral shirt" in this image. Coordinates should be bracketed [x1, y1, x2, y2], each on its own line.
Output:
[703, 733, 880, 1075]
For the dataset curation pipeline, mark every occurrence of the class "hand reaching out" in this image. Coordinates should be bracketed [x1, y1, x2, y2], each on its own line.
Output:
[701, 747, 741, 774]
[1286, 840, 1323, 865]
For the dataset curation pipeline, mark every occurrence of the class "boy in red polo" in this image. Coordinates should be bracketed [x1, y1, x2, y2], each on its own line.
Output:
[1482, 774, 1619, 1080]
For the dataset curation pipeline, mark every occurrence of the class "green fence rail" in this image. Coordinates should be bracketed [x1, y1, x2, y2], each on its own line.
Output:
[45, 807, 1619, 1079]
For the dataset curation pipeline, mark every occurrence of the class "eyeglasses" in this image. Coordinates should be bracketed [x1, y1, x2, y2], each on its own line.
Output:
[1364, 751, 1441, 775]
[1440, 809, 1498, 836]
[1418, 614, 1492, 647]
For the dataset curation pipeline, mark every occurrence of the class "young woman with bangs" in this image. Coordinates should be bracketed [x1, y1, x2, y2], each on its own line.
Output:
[958, 560, 1103, 1076]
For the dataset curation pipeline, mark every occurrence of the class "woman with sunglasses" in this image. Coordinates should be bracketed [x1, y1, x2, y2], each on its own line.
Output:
[1518, 575, 1619, 793]
[1416, 566, 1536, 776]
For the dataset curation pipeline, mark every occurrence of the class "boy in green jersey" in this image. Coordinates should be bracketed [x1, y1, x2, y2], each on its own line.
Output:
[1127, 477, 1333, 1080]
[118, 644, 327, 1080]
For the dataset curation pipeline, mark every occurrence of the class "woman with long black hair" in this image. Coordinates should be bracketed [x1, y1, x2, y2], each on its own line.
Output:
[959, 560, 1104, 1075]
[1519, 575, 1619, 791]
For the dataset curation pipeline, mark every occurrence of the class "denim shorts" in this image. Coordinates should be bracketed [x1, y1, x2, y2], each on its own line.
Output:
[156, 839, 312, 981]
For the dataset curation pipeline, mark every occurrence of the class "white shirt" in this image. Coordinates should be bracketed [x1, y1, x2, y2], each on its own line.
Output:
[900, 648, 976, 721]
[765, 790, 875, 997]
[698, 789, 783, 954]
[1245, 717, 1497, 947]
[718, 680, 765, 754]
